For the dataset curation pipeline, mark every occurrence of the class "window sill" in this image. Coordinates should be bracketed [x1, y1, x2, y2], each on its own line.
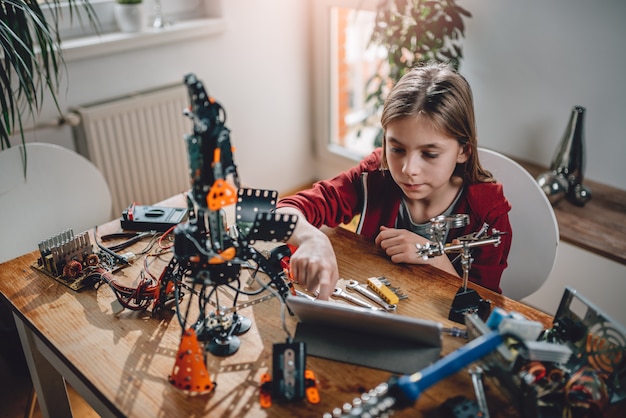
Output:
[61, 18, 227, 62]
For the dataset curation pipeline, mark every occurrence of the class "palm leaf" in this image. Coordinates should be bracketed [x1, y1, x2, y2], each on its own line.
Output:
[0, 0, 99, 151]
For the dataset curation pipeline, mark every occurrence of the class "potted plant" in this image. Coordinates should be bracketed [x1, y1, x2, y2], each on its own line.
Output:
[114, 0, 145, 33]
[363, 0, 472, 146]
[1, 0, 98, 163]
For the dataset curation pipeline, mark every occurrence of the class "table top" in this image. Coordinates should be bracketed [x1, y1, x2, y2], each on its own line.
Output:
[0, 196, 620, 417]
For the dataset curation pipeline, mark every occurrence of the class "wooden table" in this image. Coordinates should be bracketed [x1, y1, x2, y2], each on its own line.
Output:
[0, 197, 621, 417]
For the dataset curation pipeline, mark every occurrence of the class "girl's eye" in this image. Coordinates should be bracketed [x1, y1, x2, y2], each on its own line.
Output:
[423, 152, 439, 159]
[389, 147, 405, 154]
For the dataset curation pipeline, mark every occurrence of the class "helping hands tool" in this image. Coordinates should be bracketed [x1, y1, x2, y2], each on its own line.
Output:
[415, 215, 505, 324]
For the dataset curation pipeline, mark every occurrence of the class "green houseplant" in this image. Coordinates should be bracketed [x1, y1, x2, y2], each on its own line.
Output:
[0, 0, 98, 153]
[363, 0, 472, 145]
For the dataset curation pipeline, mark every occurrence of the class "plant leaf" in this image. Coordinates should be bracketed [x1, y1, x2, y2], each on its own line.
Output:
[1, 0, 100, 152]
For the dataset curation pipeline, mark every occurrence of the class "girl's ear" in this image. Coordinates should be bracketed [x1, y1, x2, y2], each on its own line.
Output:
[456, 143, 470, 164]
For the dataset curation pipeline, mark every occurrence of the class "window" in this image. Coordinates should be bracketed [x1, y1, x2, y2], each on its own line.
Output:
[40, 0, 225, 62]
[332, 6, 382, 156]
[43, 0, 220, 41]
[312, 0, 380, 178]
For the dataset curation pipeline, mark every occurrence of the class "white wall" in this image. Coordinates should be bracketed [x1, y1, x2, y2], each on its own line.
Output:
[195, 0, 315, 192]
[14, 0, 315, 195]
[522, 242, 626, 327]
[462, 0, 626, 191]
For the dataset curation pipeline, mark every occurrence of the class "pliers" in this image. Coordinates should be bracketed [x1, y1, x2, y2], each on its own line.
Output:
[100, 230, 158, 252]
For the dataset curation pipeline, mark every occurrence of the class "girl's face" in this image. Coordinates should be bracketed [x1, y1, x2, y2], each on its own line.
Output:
[384, 114, 468, 203]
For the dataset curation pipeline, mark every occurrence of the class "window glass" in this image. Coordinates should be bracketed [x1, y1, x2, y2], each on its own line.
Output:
[42, 0, 212, 40]
[327, 4, 380, 161]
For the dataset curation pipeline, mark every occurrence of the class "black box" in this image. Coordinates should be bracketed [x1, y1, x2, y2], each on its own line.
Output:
[271, 341, 306, 402]
[120, 204, 188, 232]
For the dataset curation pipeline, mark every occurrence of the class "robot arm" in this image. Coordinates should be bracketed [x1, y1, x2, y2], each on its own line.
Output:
[183, 73, 239, 211]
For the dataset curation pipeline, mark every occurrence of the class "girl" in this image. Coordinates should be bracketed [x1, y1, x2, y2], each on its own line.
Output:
[277, 62, 512, 300]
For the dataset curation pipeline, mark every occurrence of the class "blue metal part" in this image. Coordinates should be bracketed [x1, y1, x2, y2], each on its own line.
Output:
[396, 330, 504, 402]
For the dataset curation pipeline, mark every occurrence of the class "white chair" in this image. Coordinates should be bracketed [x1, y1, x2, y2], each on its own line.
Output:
[0, 142, 112, 263]
[477, 147, 559, 300]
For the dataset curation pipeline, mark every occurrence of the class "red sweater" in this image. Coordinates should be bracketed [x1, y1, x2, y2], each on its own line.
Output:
[277, 149, 512, 293]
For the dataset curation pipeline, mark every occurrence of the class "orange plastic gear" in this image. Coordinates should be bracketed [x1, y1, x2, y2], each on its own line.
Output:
[305, 369, 320, 404]
[208, 247, 237, 264]
[258, 369, 320, 408]
[259, 373, 272, 408]
[206, 178, 237, 210]
[168, 328, 215, 395]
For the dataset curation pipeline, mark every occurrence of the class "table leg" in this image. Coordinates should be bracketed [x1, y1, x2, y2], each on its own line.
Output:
[13, 313, 73, 418]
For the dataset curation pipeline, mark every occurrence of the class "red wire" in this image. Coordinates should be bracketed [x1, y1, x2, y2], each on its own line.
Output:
[158, 224, 177, 250]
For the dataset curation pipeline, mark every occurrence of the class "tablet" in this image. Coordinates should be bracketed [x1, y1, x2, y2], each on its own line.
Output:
[286, 294, 443, 374]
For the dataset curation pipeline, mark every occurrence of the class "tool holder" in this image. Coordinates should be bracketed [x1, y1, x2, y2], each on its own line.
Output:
[416, 215, 504, 324]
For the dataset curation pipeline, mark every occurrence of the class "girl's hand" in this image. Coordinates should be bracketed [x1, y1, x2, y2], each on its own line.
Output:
[276, 206, 339, 300]
[288, 229, 339, 300]
[375, 225, 430, 264]
[375, 226, 460, 277]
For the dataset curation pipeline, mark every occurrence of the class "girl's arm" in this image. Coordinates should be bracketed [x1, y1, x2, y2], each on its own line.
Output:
[375, 226, 461, 277]
[275, 206, 340, 300]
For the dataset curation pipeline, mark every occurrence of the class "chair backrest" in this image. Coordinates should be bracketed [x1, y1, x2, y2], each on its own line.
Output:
[0, 143, 112, 263]
[477, 147, 559, 300]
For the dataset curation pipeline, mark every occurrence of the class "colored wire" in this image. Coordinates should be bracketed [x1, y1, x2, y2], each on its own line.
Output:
[94, 227, 129, 265]
[564, 366, 609, 416]
[158, 224, 177, 250]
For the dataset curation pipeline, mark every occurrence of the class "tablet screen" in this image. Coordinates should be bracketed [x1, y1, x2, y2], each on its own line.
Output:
[285, 294, 443, 373]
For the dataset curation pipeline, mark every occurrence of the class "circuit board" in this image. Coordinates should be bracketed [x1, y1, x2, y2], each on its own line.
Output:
[31, 229, 124, 291]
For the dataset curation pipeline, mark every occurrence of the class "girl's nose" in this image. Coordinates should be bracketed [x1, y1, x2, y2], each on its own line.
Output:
[402, 153, 421, 177]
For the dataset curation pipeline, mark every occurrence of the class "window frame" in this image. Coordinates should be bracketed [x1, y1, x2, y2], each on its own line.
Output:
[42, 0, 221, 41]
[40, 0, 225, 62]
[312, 0, 378, 180]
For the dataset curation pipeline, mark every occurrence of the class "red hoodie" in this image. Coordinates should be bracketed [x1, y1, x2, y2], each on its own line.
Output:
[277, 149, 512, 293]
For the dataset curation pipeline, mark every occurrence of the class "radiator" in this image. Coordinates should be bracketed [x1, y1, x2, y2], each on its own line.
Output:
[72, 84, 191, 218]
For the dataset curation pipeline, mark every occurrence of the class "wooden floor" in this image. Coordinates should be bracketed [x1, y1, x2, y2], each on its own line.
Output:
[0, 302, 98, 418]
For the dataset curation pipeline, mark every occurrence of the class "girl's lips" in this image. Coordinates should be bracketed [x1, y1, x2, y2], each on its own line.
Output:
[403, 183, 423, 191]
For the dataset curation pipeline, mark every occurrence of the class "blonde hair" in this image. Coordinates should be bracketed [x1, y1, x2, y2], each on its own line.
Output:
[380, 62, 493, 183]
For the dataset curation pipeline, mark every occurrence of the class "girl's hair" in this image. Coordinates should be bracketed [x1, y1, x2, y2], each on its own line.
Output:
[380, 62, 493, 184]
